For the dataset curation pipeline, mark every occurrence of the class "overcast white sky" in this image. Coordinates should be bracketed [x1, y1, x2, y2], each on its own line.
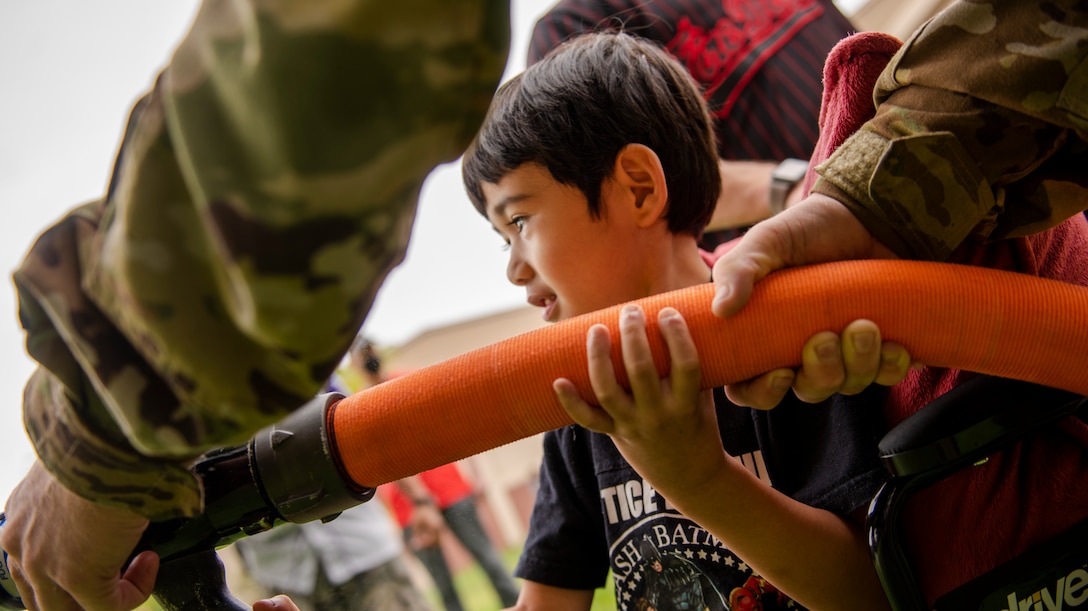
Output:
[0, 0, 866, 505]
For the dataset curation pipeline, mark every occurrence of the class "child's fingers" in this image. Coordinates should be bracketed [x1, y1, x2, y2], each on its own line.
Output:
[657, 307, 702, 401]
[554, 378, 615, 433]
[618, 305, 662, 405]
[584, 324, 631, 413]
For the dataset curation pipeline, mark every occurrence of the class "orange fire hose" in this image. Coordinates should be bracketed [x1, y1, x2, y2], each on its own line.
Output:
[330, 260, 1088, 489]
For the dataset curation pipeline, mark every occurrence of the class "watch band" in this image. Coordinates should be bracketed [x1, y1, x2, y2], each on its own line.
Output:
[769, 158, 809, 215]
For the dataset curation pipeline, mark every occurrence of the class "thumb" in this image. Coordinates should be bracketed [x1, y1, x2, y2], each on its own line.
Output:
[711, 194, 885, 317]
[114, 550, 159, 609]
[710, 222, 791, 318]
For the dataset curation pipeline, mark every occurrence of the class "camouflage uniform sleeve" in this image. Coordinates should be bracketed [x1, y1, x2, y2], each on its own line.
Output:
[810, 0, 1088, 260]
[12, 0, 509, 520]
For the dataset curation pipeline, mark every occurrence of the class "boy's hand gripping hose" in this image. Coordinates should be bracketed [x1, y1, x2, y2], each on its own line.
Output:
[2, 260, 1087, 609]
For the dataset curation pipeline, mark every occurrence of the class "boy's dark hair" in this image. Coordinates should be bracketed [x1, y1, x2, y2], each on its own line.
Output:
[462, 31, 719, 237]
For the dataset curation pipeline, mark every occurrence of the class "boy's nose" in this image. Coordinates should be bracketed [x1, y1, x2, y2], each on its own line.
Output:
[506, 251, 533, 286]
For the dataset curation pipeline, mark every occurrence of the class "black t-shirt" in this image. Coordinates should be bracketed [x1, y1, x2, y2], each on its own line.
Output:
[515, 388, 887, 610]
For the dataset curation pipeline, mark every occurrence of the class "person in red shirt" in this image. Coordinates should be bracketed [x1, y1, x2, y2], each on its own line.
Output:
[379, 465, 520, 611]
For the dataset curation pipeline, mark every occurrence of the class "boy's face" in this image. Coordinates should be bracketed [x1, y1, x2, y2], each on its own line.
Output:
[483, 163, 651, 322]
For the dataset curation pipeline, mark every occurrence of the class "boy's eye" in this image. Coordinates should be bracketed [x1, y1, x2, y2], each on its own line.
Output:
[507, 216, 527, 232]
[495, 215, 526, 250]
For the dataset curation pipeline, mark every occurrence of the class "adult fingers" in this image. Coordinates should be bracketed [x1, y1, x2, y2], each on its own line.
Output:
[821, 320, 914, 396]
[116, 550, 159, 610]
[2, 461, 152, 611]
[15, 569, 79, 611]
[838, 319, 882, 395]
[723, 369, 796, 410]
[875, 342, 915, 386]
[792, 331, 847, 403]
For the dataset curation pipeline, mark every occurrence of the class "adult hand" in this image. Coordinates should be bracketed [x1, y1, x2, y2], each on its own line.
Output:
[2, 461, 157, 611]
[711, 193, 898, 317]
[725, 319, 914, 410]
[711, 194, 911, 409]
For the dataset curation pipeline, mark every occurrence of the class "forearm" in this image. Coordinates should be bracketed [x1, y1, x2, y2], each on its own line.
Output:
[663, 458, 890, 611]
[93, 0, 510, 448]
[812, 0, 1088, 261]
[812, 89, 1088, 261]
[13, 0, 509, 519]
[507, 580, 593, 611]
[706, 160, 806, 231]
[706, 160, 775, 230]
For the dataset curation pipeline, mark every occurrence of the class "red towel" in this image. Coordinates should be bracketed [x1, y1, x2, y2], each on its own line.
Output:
[801, 31, 903, 196]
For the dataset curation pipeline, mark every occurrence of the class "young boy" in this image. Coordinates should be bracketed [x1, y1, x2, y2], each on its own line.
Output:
[462, 32, 904, 610]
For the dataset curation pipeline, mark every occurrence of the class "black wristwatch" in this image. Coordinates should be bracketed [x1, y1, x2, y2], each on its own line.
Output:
[769, 158, 809, 215]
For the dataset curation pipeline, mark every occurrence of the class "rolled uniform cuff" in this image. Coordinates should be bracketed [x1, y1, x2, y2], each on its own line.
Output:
[811, 128, 998, 261]
[23, 367, 203, 521]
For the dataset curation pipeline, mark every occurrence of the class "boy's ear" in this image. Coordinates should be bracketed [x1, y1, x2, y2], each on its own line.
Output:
[612, 144, 668, 227]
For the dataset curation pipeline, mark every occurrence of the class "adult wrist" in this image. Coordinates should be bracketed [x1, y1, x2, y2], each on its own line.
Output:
[769, 158, 808, 215]
[23, 368, 203, 521]
[815, 128, 988, 261]
[412, 496, 435, 507]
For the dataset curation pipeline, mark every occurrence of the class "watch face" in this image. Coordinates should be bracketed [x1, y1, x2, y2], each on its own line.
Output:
[769, 158, 808, 214]
[773, 158, 809, 183]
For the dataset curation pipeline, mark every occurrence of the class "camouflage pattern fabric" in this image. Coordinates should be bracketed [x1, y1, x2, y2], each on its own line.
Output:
[12, 0, 510, 520]
[811, 0, 1088, 261]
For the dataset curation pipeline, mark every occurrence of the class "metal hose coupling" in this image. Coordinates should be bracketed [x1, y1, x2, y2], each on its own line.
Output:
[251, 391, 376, 524]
